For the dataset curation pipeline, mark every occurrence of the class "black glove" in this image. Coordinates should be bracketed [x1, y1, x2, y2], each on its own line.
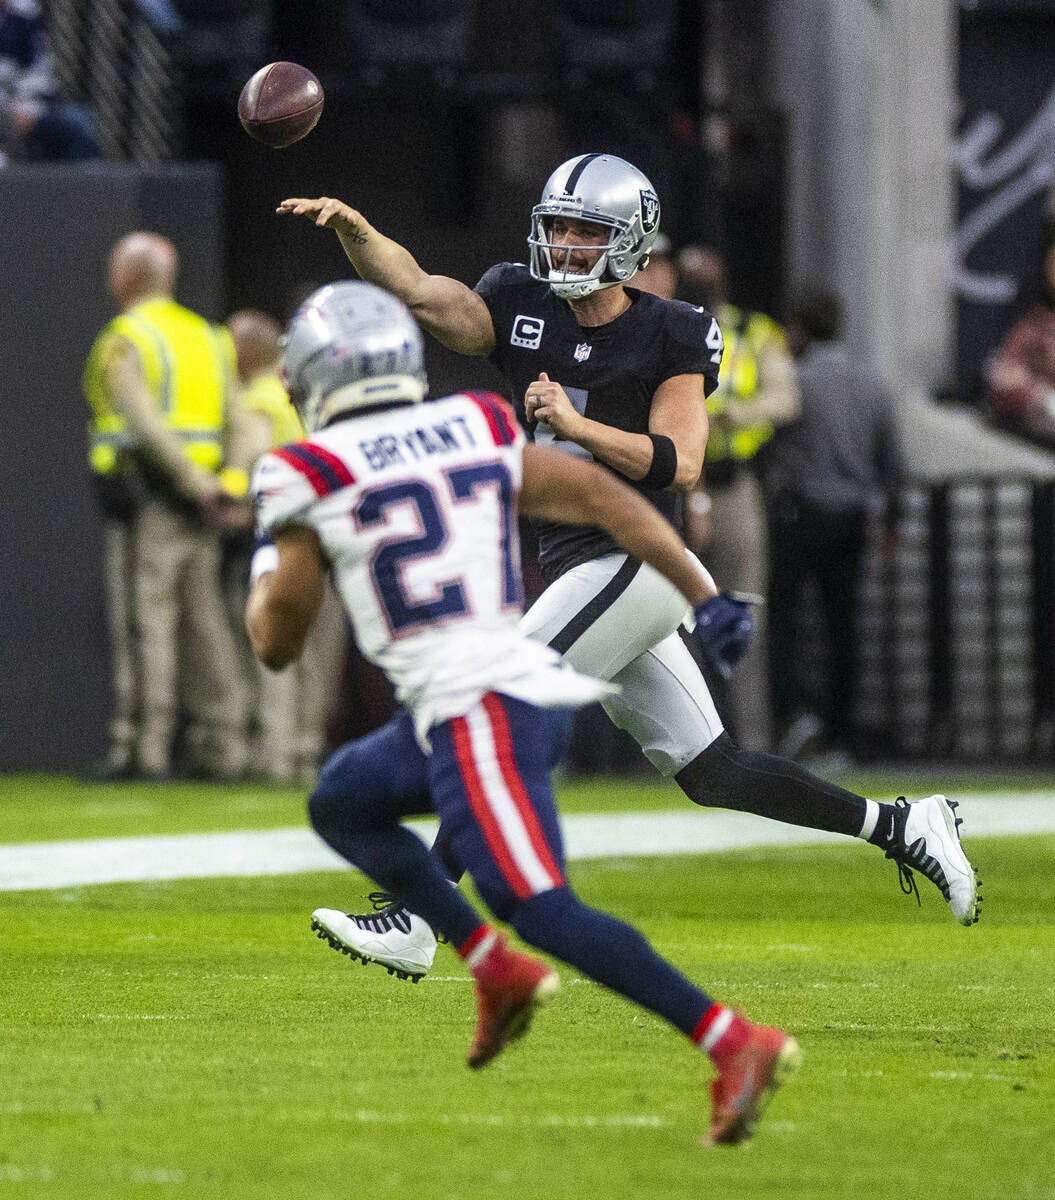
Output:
[693, 592, 756, 680]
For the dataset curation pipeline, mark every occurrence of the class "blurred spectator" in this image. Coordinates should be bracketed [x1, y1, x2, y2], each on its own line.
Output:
[763, 283, 904, 766]
[82, 232, 252, 781]
[633, 232, 677, 300]
[676, 244, 799, 751]
[986, 219, 1055, 449]
[224, 308, 346, 784]
[0, 0, 98, 164]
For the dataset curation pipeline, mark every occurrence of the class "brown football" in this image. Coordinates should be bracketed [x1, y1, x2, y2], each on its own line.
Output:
[238, 62, 324, 149]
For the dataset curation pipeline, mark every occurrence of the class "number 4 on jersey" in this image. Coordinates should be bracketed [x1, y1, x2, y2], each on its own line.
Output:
[705, 316, 724, 366]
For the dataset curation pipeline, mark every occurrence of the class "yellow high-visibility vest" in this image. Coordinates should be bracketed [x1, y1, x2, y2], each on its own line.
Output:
[244, 371, 303, 447]
[705, 303, 788, 464]
[83, 297, 234, 476]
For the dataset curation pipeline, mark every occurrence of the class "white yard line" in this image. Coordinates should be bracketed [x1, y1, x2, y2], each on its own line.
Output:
[344, 1109, 669, 1129]
[0, 794, 1051, 892]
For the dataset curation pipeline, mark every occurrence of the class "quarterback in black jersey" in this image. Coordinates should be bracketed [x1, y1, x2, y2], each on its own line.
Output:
[475, 260, 722, 581]
[277, 153, 979, 979]
[279, 154, 740, 778]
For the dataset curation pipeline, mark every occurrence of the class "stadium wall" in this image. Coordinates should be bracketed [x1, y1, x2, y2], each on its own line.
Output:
[0, 163, 225, 770]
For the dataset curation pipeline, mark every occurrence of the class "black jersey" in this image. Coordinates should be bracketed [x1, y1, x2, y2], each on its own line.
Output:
[475, 262, 722, 581]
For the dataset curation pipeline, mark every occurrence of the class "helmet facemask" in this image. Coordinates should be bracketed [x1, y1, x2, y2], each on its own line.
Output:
[528, 211, 627, 300]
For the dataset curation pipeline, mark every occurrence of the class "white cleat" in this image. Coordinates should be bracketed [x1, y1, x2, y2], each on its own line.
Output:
[311, 895, 438, 981]
[888, 795, 980, 925]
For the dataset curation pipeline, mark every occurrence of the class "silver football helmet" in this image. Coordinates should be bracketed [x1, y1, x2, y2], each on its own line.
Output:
[528, 153, 662, 300]
[280, 281, 427, 432]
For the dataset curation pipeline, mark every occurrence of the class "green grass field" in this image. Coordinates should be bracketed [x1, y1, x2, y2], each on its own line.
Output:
[0, 773, 1053, 1199]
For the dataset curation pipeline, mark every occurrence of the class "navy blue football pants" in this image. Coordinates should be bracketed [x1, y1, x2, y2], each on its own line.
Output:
[308, 693, 714, 1039]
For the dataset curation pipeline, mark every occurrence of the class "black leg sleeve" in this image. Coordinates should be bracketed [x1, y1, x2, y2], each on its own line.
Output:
[674, 732, 868, 837]
[430, 826, 465, 884]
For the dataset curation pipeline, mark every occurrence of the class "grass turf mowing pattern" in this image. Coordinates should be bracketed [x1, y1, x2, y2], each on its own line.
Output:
[1, 769, 1051, 844]
[0, 774, 307, 843]
[0, 837, 1052, 1198]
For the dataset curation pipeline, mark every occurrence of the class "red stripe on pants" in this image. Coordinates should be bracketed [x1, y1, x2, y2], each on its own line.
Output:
[450, 711, 534, 899]
[481, 693, 564, 888]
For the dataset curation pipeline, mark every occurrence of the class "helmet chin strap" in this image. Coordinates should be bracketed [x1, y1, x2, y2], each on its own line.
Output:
[549, 275, 600, 300]
[548, 274, 622, 300]
[546, 247, 625, 300]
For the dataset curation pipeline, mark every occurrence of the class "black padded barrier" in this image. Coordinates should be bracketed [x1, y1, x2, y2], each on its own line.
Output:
[0, 163, 224, 769]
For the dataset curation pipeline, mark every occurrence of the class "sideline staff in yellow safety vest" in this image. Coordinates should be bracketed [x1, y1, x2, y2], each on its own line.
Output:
[704, 303, 797, 479]
[81, 231, 251, 781]
[84, 289, 247, 513]
[226, 309, 304, 451]
[224, 308, 344, 786]
[674, 245, 799, 484]
[675, 245, 799, 753]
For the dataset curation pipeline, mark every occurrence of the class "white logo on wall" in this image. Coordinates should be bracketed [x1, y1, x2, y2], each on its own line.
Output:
[573, 342, 591, 362]
[511, 314, 545, 349]
[955, 83, 1055, 304]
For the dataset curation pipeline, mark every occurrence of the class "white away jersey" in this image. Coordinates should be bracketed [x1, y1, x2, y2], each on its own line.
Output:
[252, 390, 612, 740]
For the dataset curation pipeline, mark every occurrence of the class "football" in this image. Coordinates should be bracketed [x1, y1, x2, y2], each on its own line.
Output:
[238, 62, 324, 148]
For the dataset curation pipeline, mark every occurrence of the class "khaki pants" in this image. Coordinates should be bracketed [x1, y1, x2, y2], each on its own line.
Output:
[135, 499, 248, 776]
[256, 584, 345, 783]
[102, 519, 138, 766]
[222, 546, 346, 784]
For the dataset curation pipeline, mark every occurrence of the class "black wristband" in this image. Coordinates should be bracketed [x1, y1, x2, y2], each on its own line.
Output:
[641, 433, 678, 489]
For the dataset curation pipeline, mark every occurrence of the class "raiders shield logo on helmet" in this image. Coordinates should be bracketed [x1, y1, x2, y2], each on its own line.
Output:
[640, 189, 660, 234]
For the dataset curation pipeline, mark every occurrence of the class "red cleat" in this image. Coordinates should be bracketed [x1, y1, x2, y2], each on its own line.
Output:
[467, 937, 560, 1069]
[705, 1023, 802, 1146]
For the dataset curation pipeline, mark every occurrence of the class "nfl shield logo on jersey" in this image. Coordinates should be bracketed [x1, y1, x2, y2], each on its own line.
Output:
[574, 342, 592, 363]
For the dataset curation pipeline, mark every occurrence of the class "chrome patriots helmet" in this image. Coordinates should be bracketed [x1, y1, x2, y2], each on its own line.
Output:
[528, 153, 661, 300]
[280, 281, 427, 432]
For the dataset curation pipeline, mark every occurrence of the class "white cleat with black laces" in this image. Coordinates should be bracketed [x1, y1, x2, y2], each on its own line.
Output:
[311, 893, 438, 981]
[886, 795, 980, 925]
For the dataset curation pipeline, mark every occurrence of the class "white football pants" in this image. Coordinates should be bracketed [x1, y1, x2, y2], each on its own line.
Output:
[519, 553, 724, 776]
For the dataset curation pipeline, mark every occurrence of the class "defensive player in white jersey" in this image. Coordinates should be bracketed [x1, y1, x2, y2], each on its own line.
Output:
[246, 280, 799, 1146]
[278, 153, 979, 977]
